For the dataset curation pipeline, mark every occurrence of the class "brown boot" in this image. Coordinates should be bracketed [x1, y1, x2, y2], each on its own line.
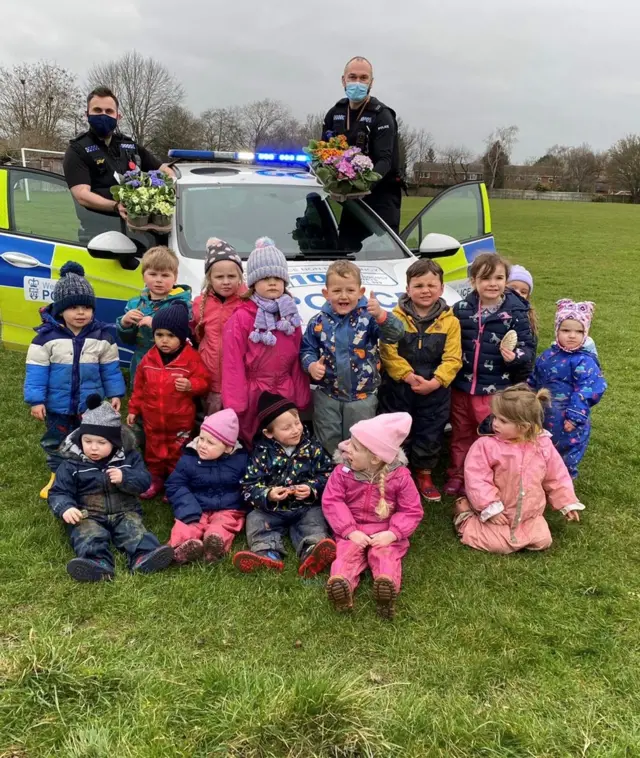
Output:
[373, 575, 397, 620]
[415, 470, 441, 502]
[327, 575, 353, 612]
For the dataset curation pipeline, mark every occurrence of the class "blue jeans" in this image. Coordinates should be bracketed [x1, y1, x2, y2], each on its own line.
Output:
[245, 506, 330, 559]
[41, 413, 81, 472]
[67, 512, 161, 570]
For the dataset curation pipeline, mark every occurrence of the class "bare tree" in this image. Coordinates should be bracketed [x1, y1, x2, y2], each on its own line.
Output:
[539, 145, 569, 188]
[239, 99, 291, 151]
[201, 107, 246, 151]
[483, 125, 518, 189]
[299, 112, 325, 143]
[0, 61, 81, 148]
[563, 144, 603, 192]
[608, 135, 640, 201]
[440, 145, 475, 183]
[149, 105, 204, 160]
[397, 120, 434, 180]
[88, 52, 184, 145]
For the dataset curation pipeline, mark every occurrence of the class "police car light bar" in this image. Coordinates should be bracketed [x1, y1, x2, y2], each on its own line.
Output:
[168, 148, 310, 166]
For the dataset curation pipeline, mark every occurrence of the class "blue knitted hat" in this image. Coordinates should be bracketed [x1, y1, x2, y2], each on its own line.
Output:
[52, 262, 96, 316]
[152, 301, 190, 343]
[245, 237, 288, 287]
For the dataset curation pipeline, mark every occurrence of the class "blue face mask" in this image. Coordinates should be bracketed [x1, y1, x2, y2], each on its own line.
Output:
[87, 114, 118, 138]
[345, 82, 369, 103]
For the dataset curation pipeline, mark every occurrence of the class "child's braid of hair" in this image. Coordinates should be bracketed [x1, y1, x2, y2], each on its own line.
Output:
[375, 464, 391, 519]
[195, 282, 212, 342]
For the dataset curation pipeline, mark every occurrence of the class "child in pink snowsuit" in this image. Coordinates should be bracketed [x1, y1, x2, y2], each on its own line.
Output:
[322, 412, 424, 619]
[454, 384, 584, 554]
[222, 237, 311, 447]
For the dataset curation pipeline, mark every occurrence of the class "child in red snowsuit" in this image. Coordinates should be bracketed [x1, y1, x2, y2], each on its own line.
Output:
[127, 302, 210, 499]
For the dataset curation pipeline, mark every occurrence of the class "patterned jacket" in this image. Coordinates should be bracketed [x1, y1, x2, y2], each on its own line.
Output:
[49, 428, 150, 518]
[116, 285, 192, 382]
[453, 289, 535, 395]
[300, 298, 404, 401]
[242, 434, 333, 513]
[24, 306, 125, 415]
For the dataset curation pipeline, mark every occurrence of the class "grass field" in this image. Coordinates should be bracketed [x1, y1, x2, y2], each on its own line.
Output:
[2, 198, 640, 757]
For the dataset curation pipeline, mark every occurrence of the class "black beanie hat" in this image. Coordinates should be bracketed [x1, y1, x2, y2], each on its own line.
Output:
[152, 302, 190, 343]
[79, 394, 122, 448]
[257, 391, 297, 431]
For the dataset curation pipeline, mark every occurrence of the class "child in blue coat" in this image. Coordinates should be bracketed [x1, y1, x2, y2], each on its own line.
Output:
[528, 299, 607, 478]
[24, 262, 126, 498]
[166, 409, 249, 564]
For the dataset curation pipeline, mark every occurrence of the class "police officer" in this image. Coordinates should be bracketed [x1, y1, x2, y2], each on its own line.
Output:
[63, 86, 172, 240]
[322, 57, 403, 233]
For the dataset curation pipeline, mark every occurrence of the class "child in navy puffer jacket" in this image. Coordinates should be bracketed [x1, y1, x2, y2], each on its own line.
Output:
[445, 253, 535, 496]
[166, 409, 249, 564]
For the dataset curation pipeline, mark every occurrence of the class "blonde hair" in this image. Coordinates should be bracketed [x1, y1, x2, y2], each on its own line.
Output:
[141, 246, 179, 275]
[491, 384, 551, 442]
[528, 306, 539, 339]
[374, 464, 391, 519]
[325, 260, 362, 287]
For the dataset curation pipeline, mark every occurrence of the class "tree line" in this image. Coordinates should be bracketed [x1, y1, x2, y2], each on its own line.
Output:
[2, 55, 640, 200]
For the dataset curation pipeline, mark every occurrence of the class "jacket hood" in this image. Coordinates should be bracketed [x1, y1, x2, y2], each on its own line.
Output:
[332, 446, 408, 477]
[398, 294, 447, 325]
[142, 284, 192, 301]
[60, 424, 137, 462]
[35, 305, 102, 336]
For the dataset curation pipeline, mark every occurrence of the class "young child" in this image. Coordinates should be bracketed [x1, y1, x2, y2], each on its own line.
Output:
[116, 246, 192, 384]
[24, 262, 126, 499]
[444, 253, 535, 497]
[454, 385, 584, 554]
[234, 392, 336, 578]
[191, 238, 246, 416]
[506, 264, 539, 384]
[166, 409, 249, 564]
[322, 412, 423, 620]
[300, 260, 404, 455]
[223, 237, 311, 446]
[48, 394, 174, 582]
[379, 259, 462, 502]
[127, 302, 210, 499]
[528, 299, 606, 479]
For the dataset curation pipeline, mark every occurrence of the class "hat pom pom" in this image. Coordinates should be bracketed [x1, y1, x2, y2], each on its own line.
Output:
[86, 393, 102, 410]
[254, 236, 275, 249]
[60, 261, 84, 278]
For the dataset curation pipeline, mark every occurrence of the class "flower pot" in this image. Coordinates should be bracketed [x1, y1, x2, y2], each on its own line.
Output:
[328, 190, 371, 203]
[127, 214, 150, 229]
[150, 213, 172, 227]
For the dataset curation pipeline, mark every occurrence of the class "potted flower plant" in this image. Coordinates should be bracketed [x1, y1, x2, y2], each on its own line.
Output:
[304, 135, 381, 202]
[111, 168, 176, 232]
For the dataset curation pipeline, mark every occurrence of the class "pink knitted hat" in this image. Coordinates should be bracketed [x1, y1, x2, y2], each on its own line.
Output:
[555, 299, 594, 348]
[201, 409, 239, 447]
[349, 412, 412, 464]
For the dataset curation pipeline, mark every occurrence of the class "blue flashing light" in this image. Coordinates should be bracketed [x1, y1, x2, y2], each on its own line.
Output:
[167, 148, 310, 166]
[256, 151, 310, 166]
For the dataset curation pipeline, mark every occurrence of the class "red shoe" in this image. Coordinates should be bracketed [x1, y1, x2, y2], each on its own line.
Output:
[298, 538, 336, 578]
[174, 539, 204, 564]
[140, 476, 164, 500]
[326, 575, 353, 612]
[203, 533, 226, 563]
[233, 551, 284, 574]
[443, 478, 464, 497]
[373, 575, 397, 620]
[415, 470, 441, 502]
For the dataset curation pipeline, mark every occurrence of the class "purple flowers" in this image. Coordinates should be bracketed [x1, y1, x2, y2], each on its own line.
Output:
[336, 159, 356, 180]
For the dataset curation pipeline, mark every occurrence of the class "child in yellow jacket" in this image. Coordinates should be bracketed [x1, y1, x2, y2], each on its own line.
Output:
[379, 259, 462, 502]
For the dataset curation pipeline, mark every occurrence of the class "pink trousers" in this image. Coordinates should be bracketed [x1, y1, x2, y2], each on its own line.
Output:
[454, 497, 553, 554]
[169, 510, 246, 553]
[330, 537, 410, 593]
[447, 389, 493, 481]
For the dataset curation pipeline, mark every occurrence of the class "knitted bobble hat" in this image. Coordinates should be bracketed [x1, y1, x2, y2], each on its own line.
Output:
[152, 301, 190, 343]
[204, 237, 243, 275]
[52, 261, 96, 317]
[245, 237, 289, 287]
[79, 394, 122, 448]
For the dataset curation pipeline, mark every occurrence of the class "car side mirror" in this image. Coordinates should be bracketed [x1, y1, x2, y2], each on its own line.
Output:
[87, 232, 141, 270]
[418, 233, 461, 258]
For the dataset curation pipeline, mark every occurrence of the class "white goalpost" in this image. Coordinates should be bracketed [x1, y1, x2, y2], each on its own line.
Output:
[19, 147, 65, 201]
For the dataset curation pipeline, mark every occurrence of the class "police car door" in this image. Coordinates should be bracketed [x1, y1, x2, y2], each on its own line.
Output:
[0, 165, 141, 351]
[400, 181, 495, 297]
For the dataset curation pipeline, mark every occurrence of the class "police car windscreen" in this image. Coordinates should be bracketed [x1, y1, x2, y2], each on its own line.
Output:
[177, 186, 409, 261]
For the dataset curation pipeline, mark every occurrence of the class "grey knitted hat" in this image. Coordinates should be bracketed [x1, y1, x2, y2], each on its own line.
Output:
[246, 237, 288, 287]
[53, 261, 96, 317]
[80, 394, 122, 448]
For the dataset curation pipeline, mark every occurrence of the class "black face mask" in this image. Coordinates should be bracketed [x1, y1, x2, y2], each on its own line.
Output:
[87, 114, 118, 138]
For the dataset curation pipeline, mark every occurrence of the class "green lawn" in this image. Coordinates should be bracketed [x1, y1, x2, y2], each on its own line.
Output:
[2, 199, 639, 757]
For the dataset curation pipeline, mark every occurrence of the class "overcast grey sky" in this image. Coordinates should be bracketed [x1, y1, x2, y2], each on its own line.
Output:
[3, 0, 639, 160]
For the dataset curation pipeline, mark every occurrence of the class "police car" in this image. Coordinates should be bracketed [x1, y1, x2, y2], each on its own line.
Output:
[0, 150, 495, 361]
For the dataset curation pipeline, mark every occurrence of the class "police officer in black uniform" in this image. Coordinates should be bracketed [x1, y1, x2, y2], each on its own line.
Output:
[63, 86, 171, 242]
[322, 57, 403, 233]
